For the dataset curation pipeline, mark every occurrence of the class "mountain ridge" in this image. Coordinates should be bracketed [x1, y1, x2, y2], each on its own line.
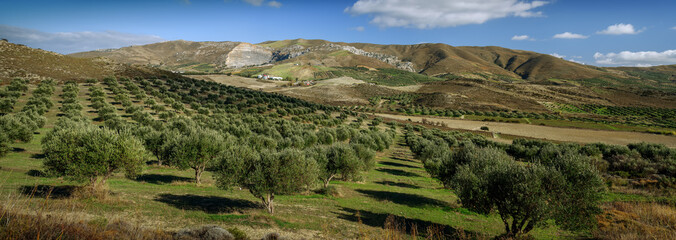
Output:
[69, 39, 627, 81]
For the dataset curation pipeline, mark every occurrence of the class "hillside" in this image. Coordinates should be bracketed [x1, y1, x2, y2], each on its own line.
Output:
[71, 39, 627, 82]
[0, 40, 176, 82]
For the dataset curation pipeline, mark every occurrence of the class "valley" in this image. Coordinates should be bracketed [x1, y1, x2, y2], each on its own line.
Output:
[1, 38, 675, 240]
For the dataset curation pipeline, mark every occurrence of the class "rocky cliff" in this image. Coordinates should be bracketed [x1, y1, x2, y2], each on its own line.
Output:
[225, 43, 273, 68]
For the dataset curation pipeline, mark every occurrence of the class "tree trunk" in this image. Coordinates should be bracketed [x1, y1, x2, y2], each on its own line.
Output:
[154, 151, 163, 166]
[195, 167, 202, 185]
[500, 215, 510, 234]
[89, 177, 97, 193]
[323, 175, 335, 188]
[523, 220, 535, 234]
[263, 193, 275, 214]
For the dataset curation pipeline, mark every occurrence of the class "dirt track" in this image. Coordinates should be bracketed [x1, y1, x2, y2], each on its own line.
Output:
[376, 113, 676, 147]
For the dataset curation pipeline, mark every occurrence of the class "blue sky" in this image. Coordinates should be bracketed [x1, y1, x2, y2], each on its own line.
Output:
[1, 0, 675, 66]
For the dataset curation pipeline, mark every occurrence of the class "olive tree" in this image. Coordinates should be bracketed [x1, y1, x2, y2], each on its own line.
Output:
[307, 143, 361, 188]
[42, 120, 147, 190]
[445, 147, 605, 237]
[216, 147, 318, 214]
[0, 98, 16, 115]
[141, 128, 180, 166]
[0, 114, 34, 143]
[166, 126, 227, 184]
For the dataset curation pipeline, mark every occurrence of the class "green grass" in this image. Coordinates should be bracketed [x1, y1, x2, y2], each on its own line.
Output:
[1, 129, 577, 238]
[192, 63, 217, 72]
[329, 67, 445, 86]
[1, 82, 632, 239]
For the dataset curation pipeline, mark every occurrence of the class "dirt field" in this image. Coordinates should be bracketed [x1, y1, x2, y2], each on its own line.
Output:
[188, 75, 283, 90]
[376, 113, 676, 147]
[314, 76, 365, 86]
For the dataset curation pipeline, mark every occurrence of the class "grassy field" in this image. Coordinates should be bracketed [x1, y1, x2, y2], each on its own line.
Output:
[0, 82, 569, 239]
[2, 81, 673, 239]
[0, 131, 573, 239]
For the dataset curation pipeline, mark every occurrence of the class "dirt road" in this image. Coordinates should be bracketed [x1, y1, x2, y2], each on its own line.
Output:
[376, 113, 676, 147]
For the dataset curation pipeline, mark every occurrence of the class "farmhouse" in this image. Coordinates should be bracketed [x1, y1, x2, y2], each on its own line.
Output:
[257, 74, 283, 81]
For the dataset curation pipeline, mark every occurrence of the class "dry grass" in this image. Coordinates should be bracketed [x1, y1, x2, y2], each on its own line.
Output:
[0, 185, 173, 240]
[595, 202, 676, 240]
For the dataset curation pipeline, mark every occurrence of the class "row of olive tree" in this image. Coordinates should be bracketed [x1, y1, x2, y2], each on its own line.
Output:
[0, 79, 52, 158]
[39, 76, 395, 215]
[0, 78, 28, 115]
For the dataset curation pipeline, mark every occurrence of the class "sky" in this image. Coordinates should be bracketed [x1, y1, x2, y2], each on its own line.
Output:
[1, 0, 675, 67]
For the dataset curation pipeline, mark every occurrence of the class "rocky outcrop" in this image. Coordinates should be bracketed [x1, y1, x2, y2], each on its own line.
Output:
[225, 43, 273, 68]
[174, 225, 234, 240]
[272, 43, 416, 72]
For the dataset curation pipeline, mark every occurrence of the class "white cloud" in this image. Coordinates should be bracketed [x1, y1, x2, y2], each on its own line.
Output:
[242, 0, 280, 7]
[594, 50, 676, 66]
[672, 26, 676, 30]
[549, 53, 584, 64]
[345, 0, 549, 29]
[0, 25, 164, 54]
[353, 26, 366, 32]
[243, 0, 264, 6]
[567, 59, 584, 64]
[597, 23, 642, 35]
[553, 32, 588, 39]
[511, 35, 532, 40]
[267, 1, 282, 8]
[549, 53, 565, 58]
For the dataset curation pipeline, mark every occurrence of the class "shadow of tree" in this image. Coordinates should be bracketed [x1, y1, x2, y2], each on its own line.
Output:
[136, 174, 193, 184]
[388, 156, 419, 164]
[335, 207, 480, 238]
[380, 161, 419, 169]
[31, 153, 46, 159]
[154, 193, 260, 214]
[11, 147, 25, 152]
[26, 169, 46, 177]
[355, 189, 448, 208]
[376, 168, 422, 177]
[19, 185, 79, 199]
[374, 181, 420, 189]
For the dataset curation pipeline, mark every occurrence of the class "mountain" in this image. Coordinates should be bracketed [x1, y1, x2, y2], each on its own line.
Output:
[70, 39, 615, 81]
[0, 40, 177, 82]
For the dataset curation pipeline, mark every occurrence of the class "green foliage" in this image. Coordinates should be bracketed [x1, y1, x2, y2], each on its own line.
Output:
[328, 67, 445, 86]
[42, 120, 147, 185]
[307, 143, 361, 187]
[407, 129, 605, 236]
[451, 148, 605, 236]
[0, 98, 16, 114]
[165, 126, 229, 184]
[216, 147, 318, 214]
